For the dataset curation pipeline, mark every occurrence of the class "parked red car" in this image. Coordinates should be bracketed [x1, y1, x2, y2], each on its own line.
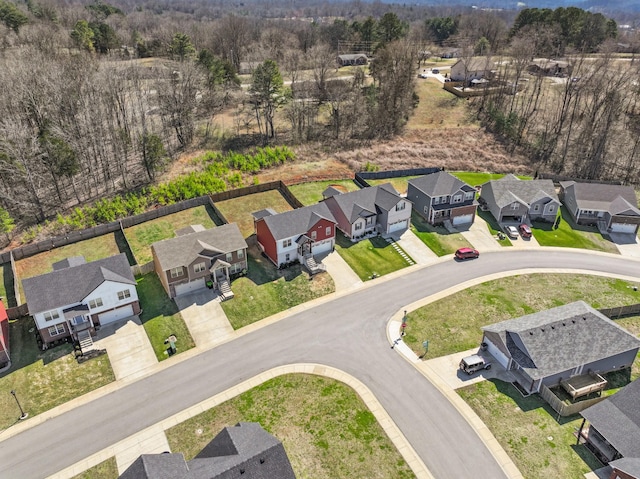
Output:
[519, 224, 532, 238]
[455, 247, 480, 260]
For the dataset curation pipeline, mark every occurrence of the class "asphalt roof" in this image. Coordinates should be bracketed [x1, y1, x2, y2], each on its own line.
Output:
[609, 457, 640, 477]
[560, 181, 640, 216]
[257, 203, 336, 241]
[482, 301, 640, 381]
[327, 183, 402, 223]
[408, 171, 475, 197]
[152, 223, 247, 272]
[22, 254, 135, 314]
[582, 379, 640, 459]
[481, 174, 559, 209]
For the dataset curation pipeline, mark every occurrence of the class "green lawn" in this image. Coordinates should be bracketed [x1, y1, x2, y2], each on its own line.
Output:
[215, 190, 294, 238]
[221, 247, 335, 329]
[0, 263, 14, 307]
[288, 180, 360, 206]
[0, 317, 115, 431]
[476, 210, 512, 246]
[450, 172, 532, 187]
[402, 274, 640, 358]
[410, 211, 472, 256]
[70, 458, 118, 479]
[125, 205, 219, 265]
[136, 274, 195, 361]
[532, 207, 619, 254]
[367, 176, 421, 195]
[166, 374, 415, 479]
[334, 233, 413, 281]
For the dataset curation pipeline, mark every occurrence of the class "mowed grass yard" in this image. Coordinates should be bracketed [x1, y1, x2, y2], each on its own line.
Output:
[166, 374, 415, 479]
[407, 77, 476, 130]
[410, 211, 472, 256]
[334, 232, 413, 281]
[367, 176, 420, 195]
[288, 179, 360, 206]
[221, 245, 334, 329]
[0, 317, 115, 431]
[124, 205, 219, 265]
[136, 273, 195, 361]
[402, 274, 640, 358]
[0, 263, 14, 307]
[215, 190, 294, 238]
[71, 458, 118, 479]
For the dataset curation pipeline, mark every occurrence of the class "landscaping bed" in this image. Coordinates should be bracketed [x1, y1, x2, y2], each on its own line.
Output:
[166, 374, 415, 479]
[410, 212, 472, 256]
[288, 179, 360, 206]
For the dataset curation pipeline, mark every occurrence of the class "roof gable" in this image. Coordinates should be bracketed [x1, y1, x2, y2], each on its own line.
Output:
[408, 171, 474, 197]
[329, 184, 402, 222]
[483, 176, 559, 208]
[563, 182, 640, 216]
[259, 203, 336, 241]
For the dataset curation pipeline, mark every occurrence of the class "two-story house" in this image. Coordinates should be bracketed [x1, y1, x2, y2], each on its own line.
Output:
[407, 171, 478, 227]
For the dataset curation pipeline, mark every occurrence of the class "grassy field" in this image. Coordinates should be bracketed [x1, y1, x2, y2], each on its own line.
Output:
[221, 247, 335, 329]
[532, 207, 619, 254]
[136, 274, 195, 361]
[410, 212, 472, 256]
[288, 179, 360, 206]
[0, 317, 115, 431]
[215, 190, 294, 238]
[166, 374, 415, 479]
[70, 458, 118, 479]
[125, 205, 219, 265]
[366, 176, 420, 195]
[407, 77, 477, 130]
[402, 274, 640, 358]
[334, 233, 413, 281]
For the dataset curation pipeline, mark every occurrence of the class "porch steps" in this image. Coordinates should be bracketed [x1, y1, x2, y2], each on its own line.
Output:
[78, 330, 94, 354]
[219, 280, 234, 301]
[384, 238, 415, 266]
[443, 219, 458, 233]
[303, 254, 325, 275]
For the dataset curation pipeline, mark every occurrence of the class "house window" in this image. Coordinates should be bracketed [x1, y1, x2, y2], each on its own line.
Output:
[440, 196, 448, 203]
[237, 249, 244, 259]
[464, 192, 474, 201]
[396, 202, 406, 211]
[117, 290, 131, 301]
[533, 204, 540, 212]
[511, 203, 519, 210]
[433, 197, 440, 205]
[88, 298, 103, 309]
[366, 217, 374, 226]
[285, 253, 290, 262]
[194, 262, 206, 273]
[355, 222, 362, 231]
[230, 262, 243, 274]
[170, 267, 183, 278]
[325, 226, 331, 236]
[283, 239, 292, 248]
[311, 231, 317, 240]
[48, 323, 66, 337]
[43, 310, 60, 322]
[424, 205, 429, 214]
[226, 253, 233, 262]
[548, 206, 555, 213]
[452, 195, 462, 204]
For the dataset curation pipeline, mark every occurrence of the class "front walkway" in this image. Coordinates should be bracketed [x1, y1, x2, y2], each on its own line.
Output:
[174, 289, 234, 349]
[394, 229, 439, 265]
[93, 316, 157, 382]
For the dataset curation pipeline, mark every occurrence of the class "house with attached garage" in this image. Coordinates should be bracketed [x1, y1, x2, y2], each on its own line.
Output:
[450, 56, 495, 82]
[479, 174, 560, 224]
[22, 254, 140, 348]
[322, 183, 411, 239]
[151, 223, 248, 299]
[481, 301, 640, 395]
[559, 181, 640, 235]
[407, 171, 478, 227]
[252, 203, 336, 273]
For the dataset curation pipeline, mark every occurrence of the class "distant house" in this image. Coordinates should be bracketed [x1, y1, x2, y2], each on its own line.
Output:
[560, 181, 640, 235]
[151, 224, 248, 299]
[527, 58, 572, 77]
[336, 54, 368, 67]
[407, 171, 477, 227]
[0, 299, 9, 369]
[450, 57, 495, 82]
[22, 254, 140, 347]
[252, 204, 336, 273]
[479, 174, 560, 224]
[579, 379, 640, 473]
[482, 301, 640, 395]
[439, 48, 460, 59]
[322, 183, 411, 238]
[119, 422, 296, 479]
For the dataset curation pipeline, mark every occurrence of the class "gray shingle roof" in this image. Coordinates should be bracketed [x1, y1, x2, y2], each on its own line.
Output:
[408, 171, 475, 197]
[251, 208, 277, 221]
[22, 254, 135, 314]
[52, 256, 86, 271]
[482, 175, 559, 208]
[328, 183, 402, 223]
[152, 224, 247, 272]
[482, 301, 640, 381]
[561, 181, 640, 216]
[257, 203, 336, 241]
[582, 379, 640, 459]
[610, 457, 640, 477]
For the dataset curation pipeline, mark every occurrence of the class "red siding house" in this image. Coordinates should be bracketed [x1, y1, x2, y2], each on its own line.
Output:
[0, 299, 9, 369]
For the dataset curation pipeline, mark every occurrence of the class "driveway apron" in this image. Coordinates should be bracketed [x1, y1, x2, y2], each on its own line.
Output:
[395, 229, 438, 265]
[174, 289, 234, 348]
[461, 217, 502, 252]
[321, 251, 363, 292]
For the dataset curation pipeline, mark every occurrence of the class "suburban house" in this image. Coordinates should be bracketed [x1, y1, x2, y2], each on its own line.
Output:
[322, 183, 411, 239]
[560, 181, 640, 235]
[479, 174, 560, 224]
[252, 203, 336, 272]
[151, 223, 248, 299]
[0, 298, 9, 369]
[450, 56, 495, 82]
[578, 379, 640, 476]
[407, 171, 478, 227]
[22, 254, 140, 347]
[336, 54, 368, 66]
[481, 301, 640, 395]
[527, 58, 572, 77]
[119, 422, 296, 479]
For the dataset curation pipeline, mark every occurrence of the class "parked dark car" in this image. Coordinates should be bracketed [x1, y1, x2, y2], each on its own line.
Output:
[519, 223, 532, 238]
[455, 247, 480, 260]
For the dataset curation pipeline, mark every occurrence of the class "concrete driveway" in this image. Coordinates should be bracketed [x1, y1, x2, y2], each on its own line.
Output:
[321, 251, 362, 292]
[174, 289, 234, 349]
[395, 229, 438, 265]
[610, 232, 640, 257]
[93, 316, 157, 382]
[460, 217, 502, 252]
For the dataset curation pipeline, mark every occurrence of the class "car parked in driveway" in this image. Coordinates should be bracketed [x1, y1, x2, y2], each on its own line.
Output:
[432, 69, 440, 74]
[504, 225, 519, 239]
[455, 247, 480, 260]
[519, 223, 532, 238]
[459, 354, 491, 375]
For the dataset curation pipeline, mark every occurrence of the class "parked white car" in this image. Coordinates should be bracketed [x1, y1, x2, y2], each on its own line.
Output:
[504, 225, 519, 239]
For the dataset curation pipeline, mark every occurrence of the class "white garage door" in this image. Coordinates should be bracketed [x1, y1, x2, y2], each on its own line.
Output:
[312, 239, 333, 255]
[389, 220, 408, 233]
[484, 338, 510, 369]
[452, 214, 474, 226]
[99, 304, 133, 325]
[174, 278, 206, 296]
[611, 222, 637, 234]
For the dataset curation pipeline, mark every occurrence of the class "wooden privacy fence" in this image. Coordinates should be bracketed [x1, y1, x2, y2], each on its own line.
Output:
[600, 303, 640, 320]
[131, 262, 155, 277]
[539, 384, 605, 417]
[355, 167, 444, 188]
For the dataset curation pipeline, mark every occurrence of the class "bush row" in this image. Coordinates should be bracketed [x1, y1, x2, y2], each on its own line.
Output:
[194, 146, 295, 173]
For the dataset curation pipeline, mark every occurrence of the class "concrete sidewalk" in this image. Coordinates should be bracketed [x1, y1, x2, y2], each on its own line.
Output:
[174, 289, 235, 349]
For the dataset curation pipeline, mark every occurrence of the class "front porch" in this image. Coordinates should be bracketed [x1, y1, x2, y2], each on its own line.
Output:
[296, 235, 328, 275]
[210, 260, 234, 300]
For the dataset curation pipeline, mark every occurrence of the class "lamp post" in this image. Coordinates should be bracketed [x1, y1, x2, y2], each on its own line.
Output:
[10, 390, 28, 420]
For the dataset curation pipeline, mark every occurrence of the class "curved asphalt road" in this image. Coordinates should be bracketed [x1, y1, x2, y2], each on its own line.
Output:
[1, 249, 639, 479]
